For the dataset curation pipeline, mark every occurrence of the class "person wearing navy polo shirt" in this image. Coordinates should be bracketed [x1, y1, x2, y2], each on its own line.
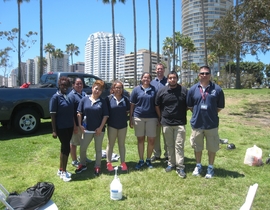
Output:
[75, 80, 109, 176]
[187, 65, 225, 179]
[130, 72, 158, 169]
[150, 63, 168, 162]
[50, 76, 74, 182]
[106, 80, 130, 172]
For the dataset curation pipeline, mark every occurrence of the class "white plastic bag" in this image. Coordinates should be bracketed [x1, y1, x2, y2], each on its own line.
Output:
[244, 145, 263, 166]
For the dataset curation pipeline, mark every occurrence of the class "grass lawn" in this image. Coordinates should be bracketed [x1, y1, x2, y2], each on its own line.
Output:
[0, 88, 270, 210]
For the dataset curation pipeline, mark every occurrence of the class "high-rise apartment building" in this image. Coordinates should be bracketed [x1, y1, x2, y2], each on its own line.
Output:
[26, 59, 35, 84]
[119, 49, 169, 84]
[181, 0, 233, 73]
[46, 53, 69, 73]
[85, 32, 125, 82]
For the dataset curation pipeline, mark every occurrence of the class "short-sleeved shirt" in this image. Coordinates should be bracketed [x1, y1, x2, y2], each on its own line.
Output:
[150, 77, 167, 92]
[49, 91, 74, 129]
[187, 81, 225, 129]
[68, 89, 86, 126]
[155, 85, 187, 126]
[130, 84, 157, 118]
[77, 95, 109, 132]
[106, 94, 130, 129]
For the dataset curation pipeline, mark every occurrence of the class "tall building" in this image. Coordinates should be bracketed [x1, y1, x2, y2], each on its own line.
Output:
[119, 49, 169, 84]
[70, 62, 85, 73]
[181, 0, 233, 74]
[26, 59, 35, 84]
[46, 53, 69, 73]
[85, 32, 125, 82]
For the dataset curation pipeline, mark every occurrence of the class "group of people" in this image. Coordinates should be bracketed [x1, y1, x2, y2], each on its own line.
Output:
[49, 63, 225, 182]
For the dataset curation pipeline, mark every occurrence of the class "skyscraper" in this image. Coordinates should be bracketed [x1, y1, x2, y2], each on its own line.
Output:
[85, 32, 125, 82]
[181, 0, 233, 73]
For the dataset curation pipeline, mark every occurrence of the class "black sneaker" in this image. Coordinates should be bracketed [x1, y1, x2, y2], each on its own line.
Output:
[75, 164, 87, 174]
[151, 156, 161, 162]
[146, 159, 153, 169]
[94, 167, 101, 176]
[135, 160, 145, 170]
[176, 169, 186, 178]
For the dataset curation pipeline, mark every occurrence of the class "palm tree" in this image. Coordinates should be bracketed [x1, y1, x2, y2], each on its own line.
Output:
[162, 37, 173, 71]
[101, 0, 126, 81]
[53, 48, 64, 72]
[4, 0, 30, 86]
[175, 31, 183, 69]
[65, 43, 80, 72]
[200, 0, 208, 65]
[148, 0, 152, 74]
[44, 43, 55, 72]
[132, 0, 137, 86]
[172, 0, 176, 71]
[156, 0, 160, 63]
[39, 0, 43, 80]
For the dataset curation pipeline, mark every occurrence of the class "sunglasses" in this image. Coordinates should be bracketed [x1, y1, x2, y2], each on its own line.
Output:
[199, 72, 210, 76]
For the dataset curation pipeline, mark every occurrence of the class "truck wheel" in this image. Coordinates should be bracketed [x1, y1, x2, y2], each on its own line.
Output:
[13, 109, 40, 134]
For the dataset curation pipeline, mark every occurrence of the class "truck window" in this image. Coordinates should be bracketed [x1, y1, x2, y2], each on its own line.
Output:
[39, 74, 57, 86]
[84, 77, 96, 88]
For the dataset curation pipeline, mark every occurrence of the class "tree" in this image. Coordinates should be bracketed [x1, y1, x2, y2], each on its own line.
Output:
[101, 0, 126, 81]
[175, 31, 184, 69]
[39, 0, 43, 80]
[65, 43, 80, 72]
[156, 0, 160, 63]
[0, 47, 13, 85]
[148, 0, 152, 74]
[44, 43, 55, 72]
[132, 0, 137, 86]
[162, 36, 173, 71]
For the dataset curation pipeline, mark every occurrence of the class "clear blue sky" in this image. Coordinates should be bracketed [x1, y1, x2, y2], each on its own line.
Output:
[0, 0, 269, 76]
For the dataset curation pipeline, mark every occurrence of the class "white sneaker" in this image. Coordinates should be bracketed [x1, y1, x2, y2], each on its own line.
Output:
[57, 169, 71, 177]
[192, 165, 202, 176]
[60, 171, 72, 182]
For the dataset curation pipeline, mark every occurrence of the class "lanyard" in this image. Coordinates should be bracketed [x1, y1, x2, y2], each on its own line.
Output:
[199, 86, 209, 101]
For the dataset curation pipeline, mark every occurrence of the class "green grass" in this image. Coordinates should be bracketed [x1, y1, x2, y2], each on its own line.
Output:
[1, 89, 270, 210]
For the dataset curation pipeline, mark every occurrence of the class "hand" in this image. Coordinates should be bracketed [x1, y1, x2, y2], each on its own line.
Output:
[129, 120, 133, 129]
[52, 131, 57, 139]
[80, 125, 85, 133]
[73, 126, 79, 134]
[95, 127, 102, 136]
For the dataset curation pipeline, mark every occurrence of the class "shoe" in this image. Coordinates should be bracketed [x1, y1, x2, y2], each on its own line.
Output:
[57, 169, 71, 177]
[94, 167, 101, 176]
[135, 160, 145, 170]
[60, 171, 72, 182]
[75, 164, 87, 174]
[72, 160, 79, 167]
[192, 165, 202, 176]
[219, 139, 228, 144]
[121, 162, 128, 171]
[165, 157, 169, 162]
[146, 159, 153, 169]
[151, 156, 161, 162]
[107, 162, 114, 172]
[165, 165, 174, 172]
[176, 169, 186, 178]
[205, 167, 214, 179]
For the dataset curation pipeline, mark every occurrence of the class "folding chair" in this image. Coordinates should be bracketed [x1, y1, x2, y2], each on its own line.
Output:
[0, 184, 58, 210]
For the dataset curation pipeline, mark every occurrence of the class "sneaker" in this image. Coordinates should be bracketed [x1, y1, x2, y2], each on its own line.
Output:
[135, 160, 145, 170]
[146, 159, 153, 169]
[165, 165, 174, 172]
[151, 156, 161, 162]
[75, 164, 87, 174]
[219, 139, 228, 144]
[107, 162, 114, 172]
[57, 169, 71, 177]
[205, 167, 214, 179]
[94, 167, 101, 176]
[121, 162, 128, 171]
[60, 171, 72, 182]
[192, 165, 202, 176]
[72, 160, 79, 167]
[176, 169, 186, 178]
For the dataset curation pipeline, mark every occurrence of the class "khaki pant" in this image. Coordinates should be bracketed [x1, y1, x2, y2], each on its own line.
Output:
[153, 125, 168, 158]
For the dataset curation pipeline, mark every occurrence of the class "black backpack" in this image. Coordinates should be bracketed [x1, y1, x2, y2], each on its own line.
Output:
[6, 182, 55, 210]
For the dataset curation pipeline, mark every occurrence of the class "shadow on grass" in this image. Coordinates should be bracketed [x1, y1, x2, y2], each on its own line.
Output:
[0, 121, 52, 141]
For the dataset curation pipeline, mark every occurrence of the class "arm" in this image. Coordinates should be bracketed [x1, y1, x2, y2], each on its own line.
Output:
[95, 116, 109, 135]
[77, 112, 84, 133]
[50, 113, 57, 139]
[129, 103, 135, 129]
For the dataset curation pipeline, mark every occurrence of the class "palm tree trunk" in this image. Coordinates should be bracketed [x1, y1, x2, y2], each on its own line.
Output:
[148, 0, 152, 74]
[17, 2, 21, 86]
[133, 0, 137, 86]
[111, 1, 116, 81]
[156, 0, 160, 63]
[200, 0, 208, 66]
[172, 0, 175, 71]
[39, 0, 43, 79]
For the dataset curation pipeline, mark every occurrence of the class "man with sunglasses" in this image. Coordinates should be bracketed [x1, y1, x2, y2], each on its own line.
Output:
[187, 65, 225, 179]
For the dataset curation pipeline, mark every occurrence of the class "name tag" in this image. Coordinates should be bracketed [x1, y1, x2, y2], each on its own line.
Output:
[201, 104, 208, 110]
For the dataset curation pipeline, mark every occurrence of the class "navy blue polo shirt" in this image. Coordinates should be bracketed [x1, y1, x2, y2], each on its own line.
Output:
[77, 96, 109, 132]
[187, 82, 225, 129]
[130, 84, 157, 118]
[150, 77, 167, 92]
[49, 91, 74, 129]
[106, 94, 130, 129]
[68, 89, 86, 126]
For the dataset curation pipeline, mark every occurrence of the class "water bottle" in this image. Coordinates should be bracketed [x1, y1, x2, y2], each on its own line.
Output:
[82, 116, 87, 129]
[110, 166, 122, 200]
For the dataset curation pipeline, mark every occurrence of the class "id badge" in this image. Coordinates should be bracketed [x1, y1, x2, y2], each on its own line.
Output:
[201, 104, 208, 110]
